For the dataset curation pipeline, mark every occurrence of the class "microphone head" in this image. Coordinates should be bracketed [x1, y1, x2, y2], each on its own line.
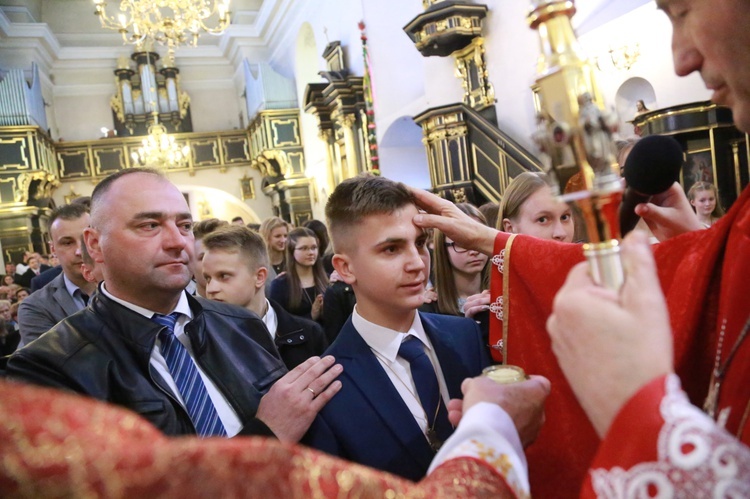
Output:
[623, 135, 684, 195]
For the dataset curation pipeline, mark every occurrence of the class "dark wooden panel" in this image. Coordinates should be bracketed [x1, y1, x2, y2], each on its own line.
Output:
[0, 177, 18, 204]
[271, 120, 299, 147]
[0, 137, 28, 169]
[223, 138, 249, 163]
[58, 150, 90, 178]
[94, 148, 125, 176]
[192, 141, 219, 166]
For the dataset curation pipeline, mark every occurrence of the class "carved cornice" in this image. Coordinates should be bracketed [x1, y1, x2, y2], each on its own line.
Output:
[403, 3, 488, 57]
[631, 101, 736, 136]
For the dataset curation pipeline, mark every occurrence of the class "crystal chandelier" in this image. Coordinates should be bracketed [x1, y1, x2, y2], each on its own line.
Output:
[131, 114, 190, 169]
[93, 0, 231, 52]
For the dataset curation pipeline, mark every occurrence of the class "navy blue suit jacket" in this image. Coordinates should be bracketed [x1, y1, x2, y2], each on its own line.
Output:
[305, 312, 491, 481]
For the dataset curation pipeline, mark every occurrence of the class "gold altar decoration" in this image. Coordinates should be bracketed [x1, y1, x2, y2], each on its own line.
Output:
[454, 38, 495, 111]
[528, 0, 624, 289]
[93, 0, 231, 53]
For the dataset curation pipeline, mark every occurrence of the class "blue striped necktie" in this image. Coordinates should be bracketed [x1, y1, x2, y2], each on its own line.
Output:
[153, 312, 227, 437]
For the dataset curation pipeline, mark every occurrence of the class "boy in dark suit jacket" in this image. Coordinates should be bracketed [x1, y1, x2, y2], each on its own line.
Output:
[201, 225, 328, 369]
[306, 174, 491, 481]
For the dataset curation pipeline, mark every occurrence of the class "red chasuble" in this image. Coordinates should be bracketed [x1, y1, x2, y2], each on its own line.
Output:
[582, 374, 750, 497]
[488, 186, 750, 498]
[0, 380, 517, 498]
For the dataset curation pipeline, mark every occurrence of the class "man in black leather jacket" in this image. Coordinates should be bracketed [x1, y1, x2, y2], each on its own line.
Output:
[7, 168, 343, 442]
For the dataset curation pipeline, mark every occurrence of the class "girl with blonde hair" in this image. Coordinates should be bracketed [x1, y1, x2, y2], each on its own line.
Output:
[259, 216, 289, 277]
[499, 172, 575, 243]
[687, 181, 724, 228]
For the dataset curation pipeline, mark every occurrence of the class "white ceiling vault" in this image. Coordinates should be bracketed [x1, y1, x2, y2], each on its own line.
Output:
[0, 0, 654, 67]
[0, 0, 295, 78]
[0, 0, 664, 133]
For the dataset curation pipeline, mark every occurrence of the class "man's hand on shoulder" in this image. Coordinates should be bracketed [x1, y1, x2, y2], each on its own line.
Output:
[256, 355, 342, 443]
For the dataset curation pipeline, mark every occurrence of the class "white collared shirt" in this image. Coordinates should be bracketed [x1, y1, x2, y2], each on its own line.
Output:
[101, 284, 242, 437]
[352, 306, 451, 434]
[260, 299, 278, 340]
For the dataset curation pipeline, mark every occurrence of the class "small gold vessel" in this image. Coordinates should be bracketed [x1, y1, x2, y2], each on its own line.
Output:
[482, 365, 529, 384]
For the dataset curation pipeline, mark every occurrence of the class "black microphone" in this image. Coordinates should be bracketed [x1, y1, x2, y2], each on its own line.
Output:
[619, 135, 684, 236]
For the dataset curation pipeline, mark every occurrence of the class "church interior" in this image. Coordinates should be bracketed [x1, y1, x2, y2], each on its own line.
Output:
[1, 2, 750, 496]
[0, 0, 747, 264]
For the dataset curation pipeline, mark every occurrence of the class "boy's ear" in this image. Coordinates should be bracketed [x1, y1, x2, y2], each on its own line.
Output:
[332, 253, 356, 285]
[255, 266, 268, 289]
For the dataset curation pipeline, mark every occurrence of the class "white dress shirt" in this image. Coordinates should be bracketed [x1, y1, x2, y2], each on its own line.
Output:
[260, 299, 278, 340]
[352, 306, 450, 434]
[101, 284, 242, 437]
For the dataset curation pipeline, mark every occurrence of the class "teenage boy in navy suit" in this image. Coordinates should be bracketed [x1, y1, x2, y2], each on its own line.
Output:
[306, 174, 491, 481]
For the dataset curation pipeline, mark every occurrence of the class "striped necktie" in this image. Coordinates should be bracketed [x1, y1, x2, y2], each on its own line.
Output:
[153, 312, 227, 437]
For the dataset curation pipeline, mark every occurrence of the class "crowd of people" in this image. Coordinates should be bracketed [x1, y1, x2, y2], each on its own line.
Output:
[1, 0, 749, 496]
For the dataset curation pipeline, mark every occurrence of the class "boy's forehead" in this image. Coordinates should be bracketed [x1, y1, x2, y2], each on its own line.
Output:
[332, 204, 420, 242]
[362, 205, 424, 236]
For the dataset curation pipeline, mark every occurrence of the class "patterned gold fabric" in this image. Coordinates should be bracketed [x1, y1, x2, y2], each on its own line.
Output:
[0, 380, 513, 498]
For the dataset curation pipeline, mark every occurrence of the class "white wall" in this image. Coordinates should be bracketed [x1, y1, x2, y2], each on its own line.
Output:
[181, 79, 243, 133]
[268, 0, 365, 77]
[178, 60, 244, 132]
[482, 1, 544, 152]
[52, 92, 113, 142]
[379, 115, 429, 188]
[359, 0, 428, 136]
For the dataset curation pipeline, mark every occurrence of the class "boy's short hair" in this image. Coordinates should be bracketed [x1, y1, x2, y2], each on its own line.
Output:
[193, 218, 229, 241]
[325, 174, 415, 252]
[202, 225, 270, 270]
